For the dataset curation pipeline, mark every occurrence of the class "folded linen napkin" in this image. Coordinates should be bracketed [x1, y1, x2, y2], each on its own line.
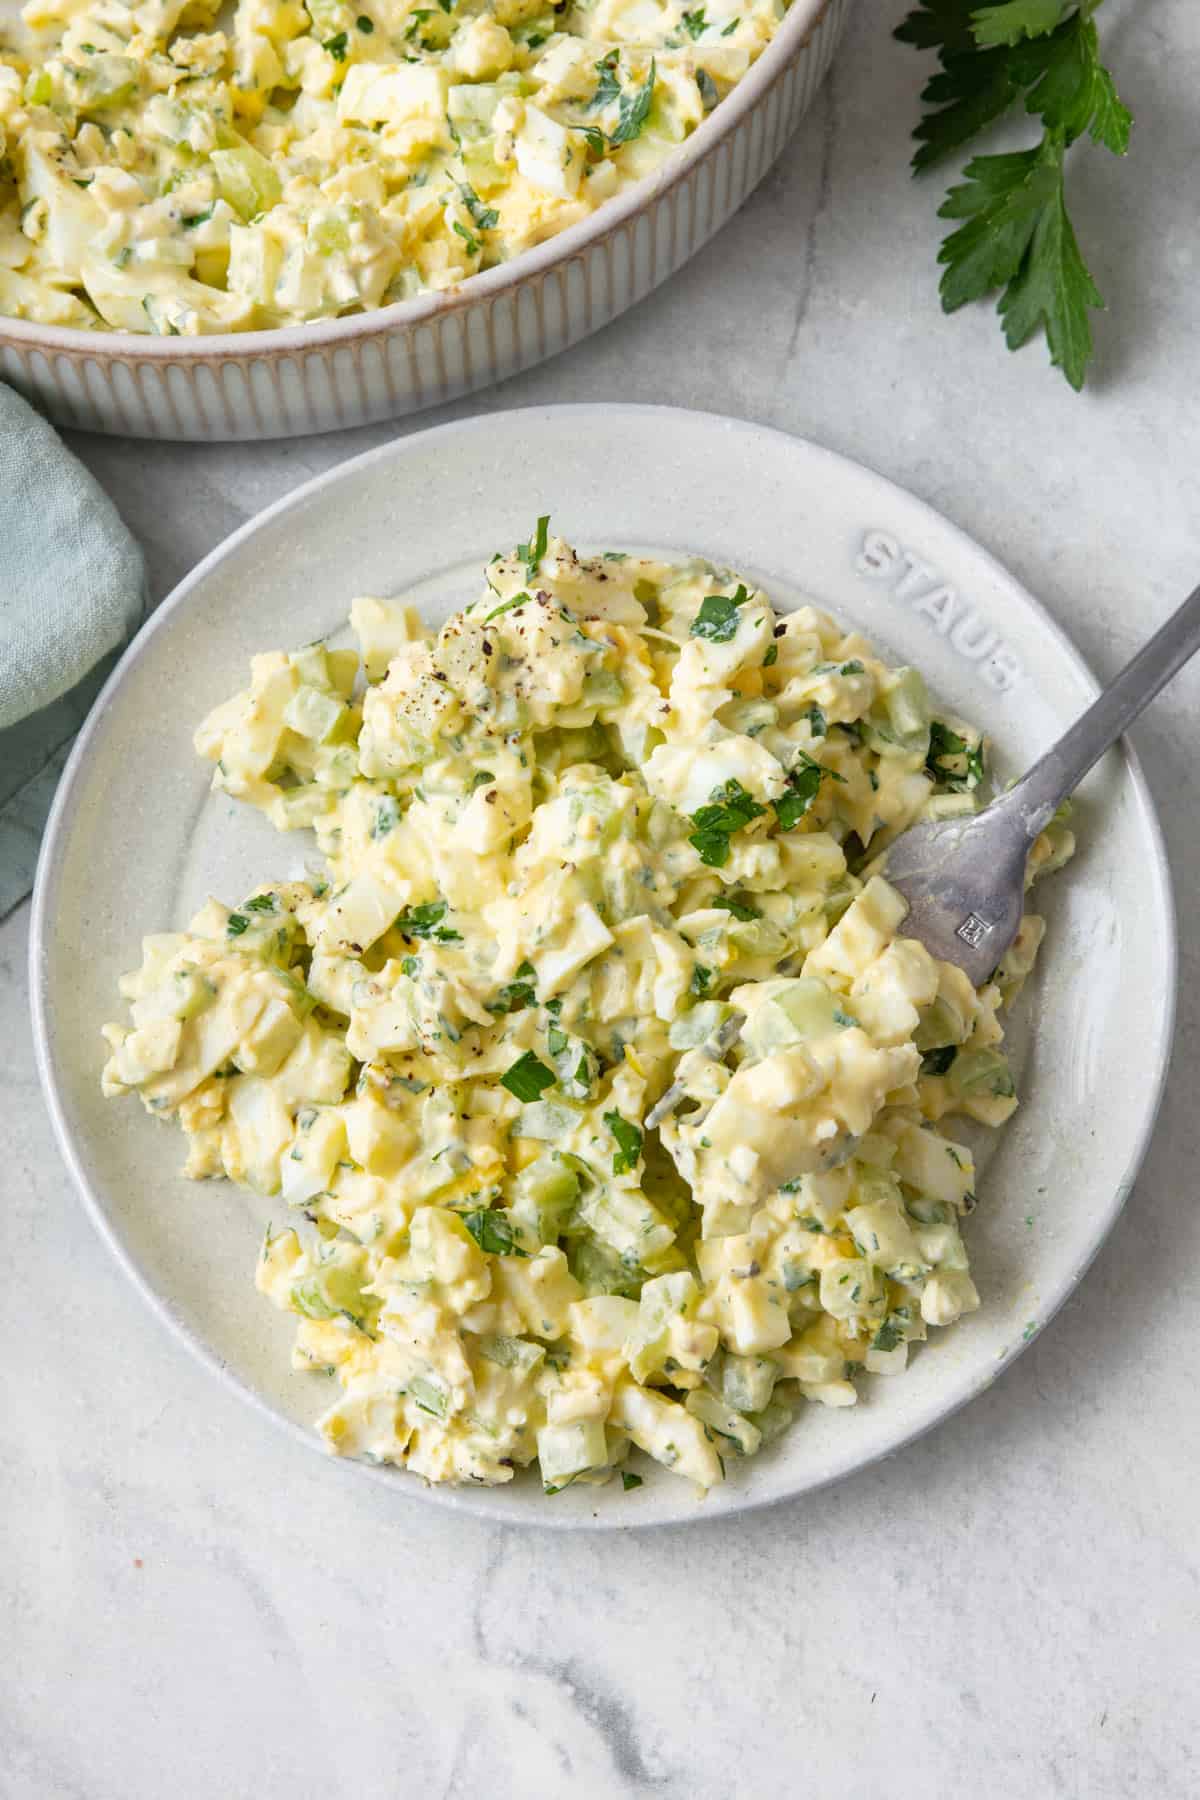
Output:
[0, 382, 146, 918]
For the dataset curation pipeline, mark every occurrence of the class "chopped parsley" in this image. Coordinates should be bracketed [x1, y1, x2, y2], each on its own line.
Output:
[681, 6, 707, 35]
[609, 58, 657, 147]
[712, 893, 759, 921]
[356, 12, 373, 26]
[762, 642, 778, 667]
[394, 899, 462, 942]
[461, 184, 499, 231]
[621, 1471, 644, 1491]
[547, 1025, 569, 1056]
[872, 1318, 904, 1353]
[501, 1051, 556, 1102]
[453, 219, 480, 256]
[589, 49, 622, 109]
[775, 751, 843, 831]
[370, 795, 399, 837]
[517, 513, 550, 584]
[488, 961, 536, 1014]
[688, 779, 766, 867]
[604, 1111, 643, 1175]
[805, 703, 827, 738]
[926, 720, 985, 790]
[920, 1044, 958, 1077]
[226, 912, 250, 936]
[690, 584, 751, 643]
[484, 589, 532, 624]
[463, 1208, 526, 1257]
[691, 963, 713, 997]
[468, 769, 496, 792]
[322, 30, 348, 57]
[697, 68, 719, 110]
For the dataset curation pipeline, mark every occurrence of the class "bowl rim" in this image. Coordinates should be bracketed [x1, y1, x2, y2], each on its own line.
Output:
[30, 403, 1179, 1528]
[0, 0, 839, 363]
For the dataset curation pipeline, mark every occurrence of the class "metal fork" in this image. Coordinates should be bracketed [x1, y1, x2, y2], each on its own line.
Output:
[884, 581, 1200, 986]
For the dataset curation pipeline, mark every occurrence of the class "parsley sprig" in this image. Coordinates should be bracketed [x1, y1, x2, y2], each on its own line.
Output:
[688, 779, 766, 868]
[896, 0, 1131, 388]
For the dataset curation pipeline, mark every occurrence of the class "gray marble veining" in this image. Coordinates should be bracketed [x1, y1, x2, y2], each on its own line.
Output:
[5, 3, 1199, 1795]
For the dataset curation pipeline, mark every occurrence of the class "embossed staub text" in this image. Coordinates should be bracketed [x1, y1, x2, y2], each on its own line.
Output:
[854, 531, 1024, 693]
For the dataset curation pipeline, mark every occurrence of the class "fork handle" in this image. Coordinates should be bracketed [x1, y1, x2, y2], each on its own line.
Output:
[997, 579, 1200, 843]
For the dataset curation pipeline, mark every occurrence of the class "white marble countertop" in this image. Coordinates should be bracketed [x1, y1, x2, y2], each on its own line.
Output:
[6, 3, 1200, 1795]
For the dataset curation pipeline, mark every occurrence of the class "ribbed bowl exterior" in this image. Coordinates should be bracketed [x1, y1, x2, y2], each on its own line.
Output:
[0, 0, 847, 440]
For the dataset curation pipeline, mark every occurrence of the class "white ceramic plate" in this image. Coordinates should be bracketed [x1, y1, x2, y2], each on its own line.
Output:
[32, 405, 1176, 1528]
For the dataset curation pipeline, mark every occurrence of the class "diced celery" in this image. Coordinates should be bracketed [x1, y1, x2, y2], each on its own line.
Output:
[447, 77, 521, 136]
[210, 143, 282, 222]
[538, 1418, 608, 1486]
[743, 978, 852, 1055]
[948, 1048, 1015, 1100]
[883, 666, 930, 742]
[461, 139, 506, 197]
[579, 1186, 674, 1261]
[568, 1237, 642, 1299]
[747, 1393, 794, 1444]
[668, 999, 733, 1050]
[913, 993, 968, 1054]
[479, 1334, 545, 1377]
[719, 1352, 778, 1414]
[289, 644, 335, 690]
[516, 1099, 584, 1140]
[511, 1152, 580, 1241]
[684, 1389, 762, 1456]
[284, 684, 346, 743]
[582, 670, 625, 707]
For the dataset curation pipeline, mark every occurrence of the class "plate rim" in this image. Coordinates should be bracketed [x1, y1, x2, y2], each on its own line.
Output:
[29, 402, 1179, 1529]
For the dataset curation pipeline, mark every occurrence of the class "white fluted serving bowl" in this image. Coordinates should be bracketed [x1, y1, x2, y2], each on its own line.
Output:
[0, 0, 848, 440]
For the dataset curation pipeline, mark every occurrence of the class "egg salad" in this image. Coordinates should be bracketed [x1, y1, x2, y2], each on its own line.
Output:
[101, 524, 1074, 1494]
[0, 0, 785, 334]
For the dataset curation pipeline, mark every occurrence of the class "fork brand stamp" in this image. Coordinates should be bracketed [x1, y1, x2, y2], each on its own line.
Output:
[854, 531, 1025, 693]
[956, 913, 994, 948]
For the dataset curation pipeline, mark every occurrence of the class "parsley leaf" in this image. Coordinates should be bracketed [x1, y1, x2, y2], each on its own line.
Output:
[609, 58, 656, 146]
[604, 1111, 643, 1175]
[696, 68, 718, 111]
[971, 1, 1069, 49]
[691, 963, 713, 997]
[621, 1471, 644, 1490]
[323, 29, 348, 58]
[896, 0, 1130, 388]
[589, 49, 622, 109]
[516, 514, 550, 584]
[775, 751, 840, 831]
[484, 589, 532, 623]
[452, 219, 480, 256]
[461, 184, 499, 231]
[681, 6, 707, 36]
[501, 1051, 556, 1102]
[395, 899, 462, 942]
[872, 1317, 904, 1353]
[487, 961, 536, 1014]
[463, 1208, 527, 1256]
[688, 779, 766, 867]
[690, 584, 751, 643]
[712, 894, 759, 921]
[926, 721, 985, 789]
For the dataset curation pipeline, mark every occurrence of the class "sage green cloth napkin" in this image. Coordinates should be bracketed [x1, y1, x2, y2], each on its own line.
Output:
[1, 382, 146, 917]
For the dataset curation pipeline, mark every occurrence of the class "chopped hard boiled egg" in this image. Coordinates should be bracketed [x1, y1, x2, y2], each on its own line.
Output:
[1, 0, 788, 333]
